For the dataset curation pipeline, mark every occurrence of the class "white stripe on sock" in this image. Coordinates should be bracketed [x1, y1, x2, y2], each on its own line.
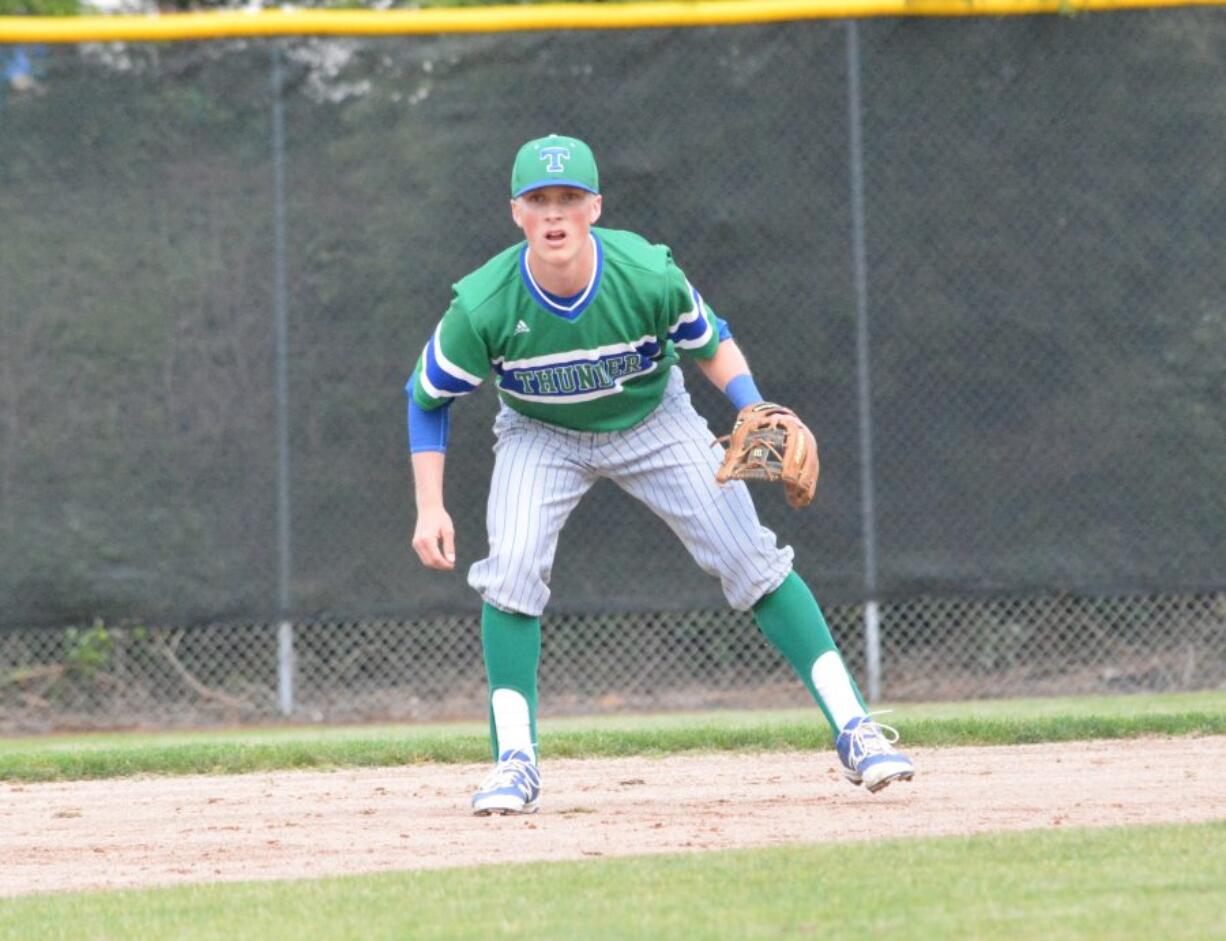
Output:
[811, 651, 866, 732]
[491, 688, 535, 763]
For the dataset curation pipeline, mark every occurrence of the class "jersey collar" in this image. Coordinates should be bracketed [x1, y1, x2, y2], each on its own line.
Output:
[519, 232, 604, 322]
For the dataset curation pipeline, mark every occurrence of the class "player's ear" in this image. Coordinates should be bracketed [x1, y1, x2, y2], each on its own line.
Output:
[510, 198, 525, 230]
[588, 194, 602, 224]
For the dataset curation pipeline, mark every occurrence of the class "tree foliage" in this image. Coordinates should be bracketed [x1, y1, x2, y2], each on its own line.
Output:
[0, 0, 80, 15]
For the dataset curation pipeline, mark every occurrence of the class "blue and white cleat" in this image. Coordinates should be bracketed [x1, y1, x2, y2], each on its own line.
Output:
[471, 749, 541, 816]
[836, 713, 915, 794]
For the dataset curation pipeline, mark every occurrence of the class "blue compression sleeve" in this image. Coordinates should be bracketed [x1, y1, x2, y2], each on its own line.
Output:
[715, 316, 733, 342]
[724, 374, 764, 410]
[406, 375, 451, 453]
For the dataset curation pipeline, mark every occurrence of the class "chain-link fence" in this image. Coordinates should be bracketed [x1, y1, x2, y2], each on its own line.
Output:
[5, 592, 1224, 733]
[2, 13, 1225, 732]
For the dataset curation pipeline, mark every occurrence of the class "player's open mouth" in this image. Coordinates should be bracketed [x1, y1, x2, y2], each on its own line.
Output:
[544, 230, 566, 244]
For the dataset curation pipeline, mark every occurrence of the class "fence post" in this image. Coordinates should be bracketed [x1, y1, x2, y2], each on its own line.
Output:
[845, 20, 882, 703]
[271, 42, 296, 716]
[277, 619, 296, 715]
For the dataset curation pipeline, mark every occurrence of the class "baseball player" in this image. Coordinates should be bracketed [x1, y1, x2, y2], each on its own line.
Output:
[407, 135, 914, 815]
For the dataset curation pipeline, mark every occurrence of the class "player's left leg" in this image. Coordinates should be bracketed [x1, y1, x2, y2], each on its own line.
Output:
[751, 570, 862, 733]
[752, 574, 913, 792]
[602, 373, 795, 612]
[606, 369, 913, 793]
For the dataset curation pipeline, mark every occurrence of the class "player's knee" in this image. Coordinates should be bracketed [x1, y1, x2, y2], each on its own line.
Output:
[481, 586, 548, 618]
[469, 565, 551, 619]
[717, 549, 794, 611]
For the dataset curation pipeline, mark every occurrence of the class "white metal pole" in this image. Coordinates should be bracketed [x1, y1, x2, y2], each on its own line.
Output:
[846, 21, 882, 703]
[863, 600, 881, 703]
[277, 618, 296, 716]
[272, 44, 295, 717]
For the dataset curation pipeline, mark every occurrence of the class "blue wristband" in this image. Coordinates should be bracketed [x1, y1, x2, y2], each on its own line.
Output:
[406, 375, 451, 453]
[724, 374, 764, 410]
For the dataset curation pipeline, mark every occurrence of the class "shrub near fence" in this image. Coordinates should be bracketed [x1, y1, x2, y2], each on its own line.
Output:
[4, 592, 1224, 732]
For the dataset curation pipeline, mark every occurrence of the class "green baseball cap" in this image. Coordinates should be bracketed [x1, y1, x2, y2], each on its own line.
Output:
[510, 134, 600, 198]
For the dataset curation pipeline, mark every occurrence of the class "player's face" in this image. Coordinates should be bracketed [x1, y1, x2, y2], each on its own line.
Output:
[511, 186, 602, 270]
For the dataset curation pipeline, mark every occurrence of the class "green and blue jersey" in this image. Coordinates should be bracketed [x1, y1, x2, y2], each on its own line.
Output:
[409, 227, 721, 434]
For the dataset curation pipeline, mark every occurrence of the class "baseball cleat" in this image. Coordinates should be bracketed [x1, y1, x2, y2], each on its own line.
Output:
[836, 713, 915, 794]
[472, 749, 541, 816]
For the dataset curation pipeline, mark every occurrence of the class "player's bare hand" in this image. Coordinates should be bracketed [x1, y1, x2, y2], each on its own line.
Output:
[413, 506, 456, 570]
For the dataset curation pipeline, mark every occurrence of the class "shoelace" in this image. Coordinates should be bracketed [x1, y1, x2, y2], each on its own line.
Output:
[848, 710, 901, 760]
[478, 757, 537, 795]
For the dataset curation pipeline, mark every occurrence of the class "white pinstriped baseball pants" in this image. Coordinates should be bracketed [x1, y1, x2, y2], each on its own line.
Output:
[468, 367, 794, 617]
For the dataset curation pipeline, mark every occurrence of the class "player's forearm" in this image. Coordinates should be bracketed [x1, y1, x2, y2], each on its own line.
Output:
[696, 338, 752, 391]
[411, 450, 447, 510]
[697, 339, 764, 409]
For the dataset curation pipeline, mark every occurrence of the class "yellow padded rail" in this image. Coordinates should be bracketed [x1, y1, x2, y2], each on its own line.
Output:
[1, 0, 1223, 43]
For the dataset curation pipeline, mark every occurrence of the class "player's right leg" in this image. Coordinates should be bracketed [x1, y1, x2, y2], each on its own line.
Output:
[471, 603, 543, 815]
[468, 410, 596, 617]
[468, 410, 596, 815]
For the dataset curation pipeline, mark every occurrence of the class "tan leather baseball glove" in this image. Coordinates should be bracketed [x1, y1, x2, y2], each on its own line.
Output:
[714, 402, 820, 508]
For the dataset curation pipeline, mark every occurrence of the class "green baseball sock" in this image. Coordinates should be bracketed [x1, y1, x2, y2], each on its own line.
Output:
[752, 572, 868, 739]
[481, 602, 541, 762]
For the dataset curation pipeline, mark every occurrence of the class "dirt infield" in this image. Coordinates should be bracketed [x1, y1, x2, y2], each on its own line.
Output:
[3, 735, 1225, 897]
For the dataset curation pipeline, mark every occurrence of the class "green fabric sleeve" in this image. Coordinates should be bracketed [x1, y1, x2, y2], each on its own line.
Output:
[663, 258, 721, 361]
[411, 299, 490, 410]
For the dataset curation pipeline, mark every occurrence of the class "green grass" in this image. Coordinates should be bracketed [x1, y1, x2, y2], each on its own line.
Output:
[2, 690, 1224, 782]
[3, 821, 1224, 940]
